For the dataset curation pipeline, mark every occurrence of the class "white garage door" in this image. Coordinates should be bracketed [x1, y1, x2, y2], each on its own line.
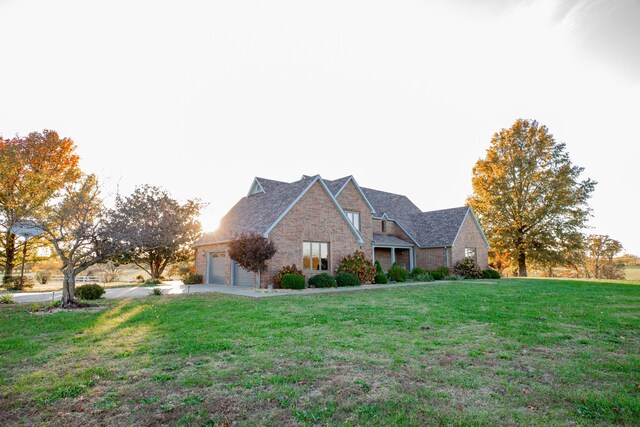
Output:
[207, 253, 226, 284]
[233, 262, 256, 287]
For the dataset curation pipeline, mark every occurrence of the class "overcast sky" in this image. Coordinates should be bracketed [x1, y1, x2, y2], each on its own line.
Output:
[1, 0, 639, 254]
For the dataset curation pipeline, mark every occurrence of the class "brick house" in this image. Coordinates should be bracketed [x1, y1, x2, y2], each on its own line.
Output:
[195, 175, 489, 287]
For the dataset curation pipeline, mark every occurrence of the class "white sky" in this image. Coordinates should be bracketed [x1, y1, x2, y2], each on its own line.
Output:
[1, 0, 639, 254]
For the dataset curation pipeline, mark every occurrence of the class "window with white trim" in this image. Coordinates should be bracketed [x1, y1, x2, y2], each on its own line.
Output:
[465, 247, 477, 260]
[345, 211, 360, 230]
[303, 242, 329, 271]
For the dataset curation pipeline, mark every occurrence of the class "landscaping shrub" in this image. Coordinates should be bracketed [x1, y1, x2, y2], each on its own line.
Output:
[75, 284, 106, 300]
[482, 268, 501, 279]
[454, 257, 483, 279]
[149, 287, 164, 296]
[0, 295, 15, 304]
[182, 273, 203, 284]
[34, 271, 50, 285]
[436, 266, 450, 275]
[336, 272, 361, 287]
[145, 278, 161, 285]
[273, 264, 303, 289]
[443, 274, 461, 281]
[410, 267, 427, 278]
[374, 273, 388, 284]
[136, 275, 145, 283]
[374, 260, 383, 274]
[414, 272, 434, 282]
[337, 250, 375, 283]
[308, 273, 336, 288]
[429, 271, 444, 280]
[388, 263, 408, 282]
[281, 274, 305, 290]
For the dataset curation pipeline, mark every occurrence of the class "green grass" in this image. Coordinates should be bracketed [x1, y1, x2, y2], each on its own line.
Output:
[0, 279, 639, 425]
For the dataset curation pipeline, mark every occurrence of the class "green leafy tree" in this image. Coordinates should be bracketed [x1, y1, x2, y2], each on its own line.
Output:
[110, 185, 204, 279]
[468, 119, 596, 277]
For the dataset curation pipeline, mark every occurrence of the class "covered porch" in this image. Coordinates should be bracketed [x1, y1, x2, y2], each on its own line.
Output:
[372, 234, 414, 272]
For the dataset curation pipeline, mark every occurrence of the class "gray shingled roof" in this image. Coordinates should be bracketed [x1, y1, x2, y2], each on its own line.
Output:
[401, 207, 471, 248]
[360, 187, 422, 217]
[372, 234, 414, 246]
[195, 176, 314, 245]
[196, 175, 475, 248]
[360, 187, 470, 248]
[324, 176, 350, 195]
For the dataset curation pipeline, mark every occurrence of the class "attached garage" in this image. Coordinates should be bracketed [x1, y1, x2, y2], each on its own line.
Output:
[207, 252, 227, 284]
[232, 261, 256, 287]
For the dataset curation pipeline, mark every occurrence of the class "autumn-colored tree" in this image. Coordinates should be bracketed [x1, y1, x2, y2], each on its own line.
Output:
[582, 235, 624, 279]
[228, 232, 277, 286]
[468, 119, 596, 277]
[109, 185, 204, 279]
[0, 130, 80, 281]
[39, 175, 124, 307]
[488, 249, 512, 276]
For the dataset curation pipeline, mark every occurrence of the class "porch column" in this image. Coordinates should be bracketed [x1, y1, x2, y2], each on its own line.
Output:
[391, 247, 396, 264]
[409, 247, 414, 270]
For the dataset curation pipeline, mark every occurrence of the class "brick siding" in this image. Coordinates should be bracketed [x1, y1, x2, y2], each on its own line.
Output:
[265, 181, 363, 287]
[451, 212, 489, 269]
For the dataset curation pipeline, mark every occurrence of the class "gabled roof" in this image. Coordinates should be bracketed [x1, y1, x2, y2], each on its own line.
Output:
[360, 187, 485, 248]
[196, 175, 487, 249]
[403, 207, 472, 248]
[195, 175, 363, 246]
[325, 176, 375, 213]
[361, 187, 422, 217]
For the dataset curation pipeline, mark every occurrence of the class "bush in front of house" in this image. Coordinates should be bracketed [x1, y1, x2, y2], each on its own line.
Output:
[337, 250, 376, 284]
[414, 272, 434, 282]
[182, 273, 203, 284]
[429, 271, 444, 280]
[482, 268, 501, 279]
[281, 274, 305, 290]
[273, 264, 304, 289]
[410, 267, 427, 279]
[375, 260, 383, 274]
[388, 263, 408, 282]
[76, 284, 106, 300]
[336, 272, 361, 287]
[308, 273, 336, 288]
[443, 274, 462, 281]
[374, 273, 388, 284]
[454, 257, 483, 279]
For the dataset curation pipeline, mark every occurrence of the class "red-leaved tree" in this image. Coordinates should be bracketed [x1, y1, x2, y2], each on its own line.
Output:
[228, 232, 276, 286]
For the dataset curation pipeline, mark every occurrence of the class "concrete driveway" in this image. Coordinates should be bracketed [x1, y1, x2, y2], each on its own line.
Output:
[6, 280, 497, 303]
[8, 281, 216, 303]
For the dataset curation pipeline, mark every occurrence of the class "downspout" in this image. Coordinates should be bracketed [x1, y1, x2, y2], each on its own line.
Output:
[445, 247, 449, 268]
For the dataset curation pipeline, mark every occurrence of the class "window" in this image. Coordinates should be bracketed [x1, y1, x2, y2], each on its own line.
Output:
[465, 247, 477, 260]
[345, 211, 360, 230]
[303, 242, 329, 271]
[381, 220, 387, 233]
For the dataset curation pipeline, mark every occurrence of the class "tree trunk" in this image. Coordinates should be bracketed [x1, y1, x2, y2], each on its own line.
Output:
[518, 251, 527, 277]
[3, 230, 16, 280]
[61, 268, 77, 307]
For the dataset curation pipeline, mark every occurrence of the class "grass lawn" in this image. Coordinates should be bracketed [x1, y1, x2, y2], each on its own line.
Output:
[0, 279, 638, 426]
